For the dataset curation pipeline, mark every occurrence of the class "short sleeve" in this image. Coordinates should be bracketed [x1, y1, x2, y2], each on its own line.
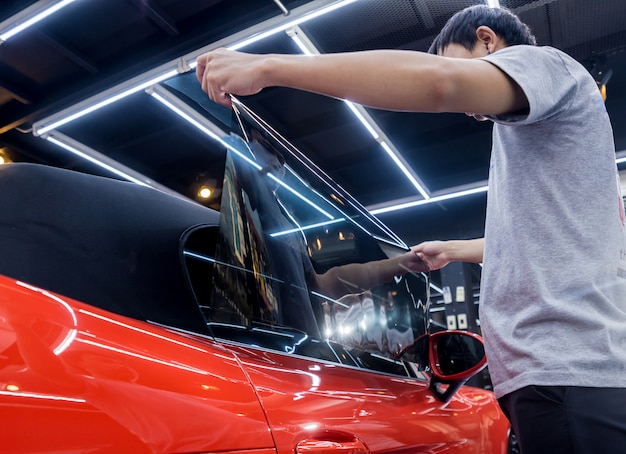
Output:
[481, 46, 580, 125]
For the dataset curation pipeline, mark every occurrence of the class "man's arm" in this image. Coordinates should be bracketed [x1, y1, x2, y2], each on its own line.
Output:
[411, 238, 484, 271]
[196, 48, 526, 116]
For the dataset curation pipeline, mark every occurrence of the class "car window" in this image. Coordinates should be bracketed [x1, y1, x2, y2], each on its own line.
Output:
[180, 99, 430, 378]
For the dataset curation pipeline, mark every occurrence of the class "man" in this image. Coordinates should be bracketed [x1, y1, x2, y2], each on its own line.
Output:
[195, 5, 626, 453]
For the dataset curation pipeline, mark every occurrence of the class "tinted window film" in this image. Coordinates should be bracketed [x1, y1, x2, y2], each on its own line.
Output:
[181, 99, 430, 376]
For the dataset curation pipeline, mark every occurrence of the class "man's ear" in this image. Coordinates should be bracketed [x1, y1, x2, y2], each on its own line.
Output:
[475, 26, 499, 54]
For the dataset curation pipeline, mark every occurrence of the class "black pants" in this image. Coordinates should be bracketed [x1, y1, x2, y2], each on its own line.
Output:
[498, 386, 626, 454]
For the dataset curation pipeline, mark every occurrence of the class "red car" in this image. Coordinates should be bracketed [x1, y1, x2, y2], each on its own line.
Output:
[0, 99, 512, 453]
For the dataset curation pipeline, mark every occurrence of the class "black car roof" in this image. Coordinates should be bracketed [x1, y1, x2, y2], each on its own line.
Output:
[0, 162, 218, 333]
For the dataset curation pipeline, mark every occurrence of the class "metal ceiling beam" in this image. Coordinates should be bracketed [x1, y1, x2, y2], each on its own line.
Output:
[0, 80, 32, 105]
[36, 31, 99, 73]
[126, 0, 179, 36]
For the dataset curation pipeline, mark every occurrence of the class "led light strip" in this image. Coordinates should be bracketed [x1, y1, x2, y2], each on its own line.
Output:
[0, 0, 76, 43]
[287, 25, 431, 200]
[225, 0, 361, 51]
[370, 185, 489, 215]
[45, 136, 151, 186]
[269, 184, 488, 236]
[42, 131, 189, 201]
[34, 68, 180, 136]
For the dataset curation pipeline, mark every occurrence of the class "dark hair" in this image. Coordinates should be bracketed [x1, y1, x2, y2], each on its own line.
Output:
[428, 5, 536, 55]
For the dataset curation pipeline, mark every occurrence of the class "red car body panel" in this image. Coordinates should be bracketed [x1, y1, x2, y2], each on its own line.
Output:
[0, 275, 510, 454]
[0, 276, 274, 454]
[229, 344, 509, 454]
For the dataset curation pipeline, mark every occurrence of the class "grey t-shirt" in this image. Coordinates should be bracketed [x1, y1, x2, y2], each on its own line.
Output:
[478, 45, 626, 398]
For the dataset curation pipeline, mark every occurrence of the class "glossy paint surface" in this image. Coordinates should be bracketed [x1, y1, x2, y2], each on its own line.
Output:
[228, 343, 510, 454]
[0, 275, 274, 453]
[0, 274, 509, 453]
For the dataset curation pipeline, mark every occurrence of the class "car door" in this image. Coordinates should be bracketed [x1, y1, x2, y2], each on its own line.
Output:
[0, 275, 276, 454]
[218, 340, 508, 454]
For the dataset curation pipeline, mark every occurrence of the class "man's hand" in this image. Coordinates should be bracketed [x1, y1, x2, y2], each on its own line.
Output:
[195, 48, 266, 108]
[410, 238, 485, 271]
[410, 241, 452, 271]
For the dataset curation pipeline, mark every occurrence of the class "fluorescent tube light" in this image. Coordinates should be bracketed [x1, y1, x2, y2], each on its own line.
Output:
[272, 0, 290, 16]
[0, 0, 76, 43]
[287, 26, 318, 56]
[290, 32, 314, 55]
[34, 68, 180, 135]
[287, 25, 430, 200]
[379, 141, 430, 199]
[486, 0, 500, 8]
[227, 0, 361, 51]
[369, 185, 489, 215]
[42, 131, 188, 200]
[45, 136, 150, 186]
[344, 101, 380, 140]
[147, 88, 226, 143]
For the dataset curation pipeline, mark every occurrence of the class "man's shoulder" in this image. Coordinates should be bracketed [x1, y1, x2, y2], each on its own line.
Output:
[491, 44, 561, 58]
[484, 45, 581, 85]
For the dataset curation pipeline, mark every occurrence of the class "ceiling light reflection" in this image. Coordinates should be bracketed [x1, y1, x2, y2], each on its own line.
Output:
[310, 290, 350, 308]
[77, 338, 210, 375]
[0, 389, 86, 403]
[78, 309, 209, 353]
[269, 218, 345, 237]
[16, 280, 77, 355]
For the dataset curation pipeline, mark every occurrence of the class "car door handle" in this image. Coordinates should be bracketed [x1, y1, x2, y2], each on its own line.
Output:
[295, 437, 370, 454]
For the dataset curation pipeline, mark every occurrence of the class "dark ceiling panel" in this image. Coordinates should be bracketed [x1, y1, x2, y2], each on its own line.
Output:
[301, 0, 480, 52]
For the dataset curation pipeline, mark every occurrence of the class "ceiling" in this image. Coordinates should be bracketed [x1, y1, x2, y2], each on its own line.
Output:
[1, 0, 625, 248]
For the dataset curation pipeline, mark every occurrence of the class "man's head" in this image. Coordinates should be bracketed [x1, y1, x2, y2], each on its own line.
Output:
[428, 5, 536, 56]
